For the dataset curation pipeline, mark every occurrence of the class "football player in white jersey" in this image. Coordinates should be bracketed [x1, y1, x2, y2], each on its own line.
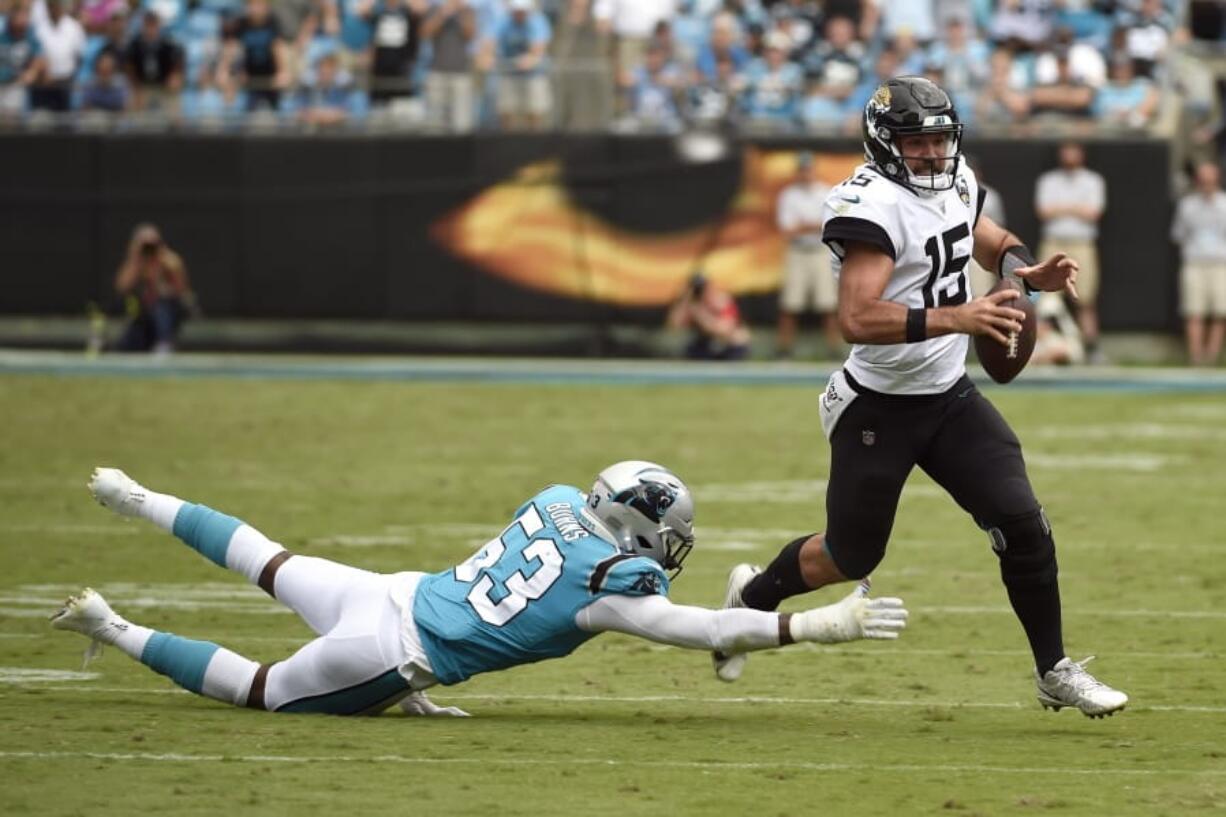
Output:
[49, 463, 908, 716]
[714, 76, 1128, 718]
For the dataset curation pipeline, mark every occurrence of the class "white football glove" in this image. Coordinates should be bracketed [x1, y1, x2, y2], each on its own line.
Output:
[398, 690, 470, 718]
[789, 579, 909, 644]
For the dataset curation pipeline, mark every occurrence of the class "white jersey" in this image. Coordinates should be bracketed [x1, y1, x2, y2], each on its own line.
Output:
[821, 162, 986, 395]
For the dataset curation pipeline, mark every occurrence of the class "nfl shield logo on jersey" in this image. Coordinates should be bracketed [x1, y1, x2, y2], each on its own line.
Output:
[862, 430, 876, 446]
[956, 176, 970, 206]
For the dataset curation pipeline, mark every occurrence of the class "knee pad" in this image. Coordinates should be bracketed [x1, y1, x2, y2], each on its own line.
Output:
[983, 508, 1057, 587]
[824, 533, 885, 581]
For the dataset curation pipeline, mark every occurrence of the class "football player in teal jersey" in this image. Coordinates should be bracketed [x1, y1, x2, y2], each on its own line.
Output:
[51, 461, 908, 716]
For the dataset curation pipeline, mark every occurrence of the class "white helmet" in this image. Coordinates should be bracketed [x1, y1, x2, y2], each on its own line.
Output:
[588, 460, 695, 577]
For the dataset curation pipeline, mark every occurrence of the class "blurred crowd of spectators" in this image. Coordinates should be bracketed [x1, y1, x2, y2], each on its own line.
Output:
[0, 0, 1208, 133]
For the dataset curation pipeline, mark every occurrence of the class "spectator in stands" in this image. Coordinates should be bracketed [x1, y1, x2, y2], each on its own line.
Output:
[295, 50, 365, 126]
[801, 14, 862, 105]
[771, 0, 820, 59]
[649, 18, 675, 63]
[685, 51, 739, 128]
[84, 9, 130, 79]
[495, 0, 552, 131]
[990, 0, 1052, 52]
[740, 29, 801, 131]
[925, 14, 989, 107]
[0, 4, 43, 119]
[218, 0, 292, 113]
[553, 0, 614, 131]
[1170, 161, 1226, 366]
[625, 40, 681, 130]
[30, 0, 85, 113]
[890, 29, 927, 75]
[975, 46, 1030, 125]
[114, 223, 195, 355]
[81, 0, 128, 34]
[1033, 24, 1106, 90]
[421, 0, 476, 132]
[1094, 54, 1159, 130]
[879, 0, 937, 45]
[694, 12, 748, 84]
[126, 11, 185, 114]
[670, 0, 707, 68]
[1120, 0, 1173, 78]
[845, 45, 899, 128]
[81, 49, 127, 112]
[775, 151, 837, 359]
[667, 272, 751, 361]
[1029, 47, 1094, 122]
[295, 0, 342, 70]
[1035, 141, 1107, 362]
[361, 0, 424, 108]
[609, 0, 674, 100]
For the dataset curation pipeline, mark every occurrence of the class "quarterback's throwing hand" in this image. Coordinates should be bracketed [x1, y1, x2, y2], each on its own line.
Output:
[1012, 251, 1080, 301]
[790, 583, 909, 644]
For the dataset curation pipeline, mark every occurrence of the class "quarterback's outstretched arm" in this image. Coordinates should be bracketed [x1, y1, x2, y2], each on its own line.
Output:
[575, 585, 908, 652]
[973, 214, 1080, 300]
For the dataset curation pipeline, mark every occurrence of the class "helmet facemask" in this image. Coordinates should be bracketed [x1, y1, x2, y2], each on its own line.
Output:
[893, 125, 962, 193]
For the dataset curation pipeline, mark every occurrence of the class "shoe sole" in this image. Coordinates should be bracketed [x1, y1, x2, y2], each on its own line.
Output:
[1037, 693, 1127, 718]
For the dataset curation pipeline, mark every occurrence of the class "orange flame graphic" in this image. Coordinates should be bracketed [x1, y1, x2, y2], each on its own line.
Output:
[432, 148, 861, 307]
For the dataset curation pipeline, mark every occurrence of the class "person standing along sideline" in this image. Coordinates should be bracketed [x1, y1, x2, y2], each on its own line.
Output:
[1171, 161, 1226, 366]
[1035, 142, 1106, 362]
[775, 151, 838, 359]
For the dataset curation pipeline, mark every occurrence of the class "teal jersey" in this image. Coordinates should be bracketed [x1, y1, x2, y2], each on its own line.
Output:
[412, 485, 670, 685]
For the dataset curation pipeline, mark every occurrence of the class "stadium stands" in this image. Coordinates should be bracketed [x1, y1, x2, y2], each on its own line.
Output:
[0, 0, 1207, 135]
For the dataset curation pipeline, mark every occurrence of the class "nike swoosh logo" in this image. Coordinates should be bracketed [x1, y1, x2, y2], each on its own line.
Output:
[839, 194, 861, 203]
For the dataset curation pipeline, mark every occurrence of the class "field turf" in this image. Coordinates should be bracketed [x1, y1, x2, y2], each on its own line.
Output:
[1, 368, 1224, 816]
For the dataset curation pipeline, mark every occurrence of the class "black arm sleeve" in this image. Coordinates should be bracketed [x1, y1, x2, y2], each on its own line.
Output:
[821, 216, 897, 261]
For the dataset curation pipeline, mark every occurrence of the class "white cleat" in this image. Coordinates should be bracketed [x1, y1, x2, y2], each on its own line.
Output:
[50, 588, 127, 667]
[1036, 656, 1129, 718]
[88, 467, 147, 517]
[712, 563, 761, 683]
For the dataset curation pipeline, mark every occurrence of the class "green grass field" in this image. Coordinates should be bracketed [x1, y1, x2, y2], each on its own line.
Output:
[2, 368, 1224, 816]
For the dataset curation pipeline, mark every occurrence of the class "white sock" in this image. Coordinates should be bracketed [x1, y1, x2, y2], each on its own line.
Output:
[225, 525, 287, 584]
[107, 617, 155, 660]
[135, 488, 184, 532]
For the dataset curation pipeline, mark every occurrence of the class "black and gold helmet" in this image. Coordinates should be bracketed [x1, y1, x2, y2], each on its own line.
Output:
[862, 76, 963, 192]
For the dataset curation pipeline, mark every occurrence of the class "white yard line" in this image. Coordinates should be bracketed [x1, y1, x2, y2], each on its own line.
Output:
[12, 685, 1226, 714]
[0, 749, 1221, 777]
[1029, 422, 1226, 442]
[924, 605, 1226, 620]
[1023, 453, 1182, 472]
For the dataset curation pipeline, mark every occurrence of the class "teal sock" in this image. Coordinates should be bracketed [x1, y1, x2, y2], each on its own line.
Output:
[140, 632, 221, 694]
[171, 503, 243, 568]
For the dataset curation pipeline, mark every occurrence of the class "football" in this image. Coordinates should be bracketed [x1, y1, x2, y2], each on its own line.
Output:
[974, 278, 1037, 384]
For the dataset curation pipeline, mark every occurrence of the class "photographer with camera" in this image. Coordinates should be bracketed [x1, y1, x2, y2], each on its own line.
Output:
[666, 272, 751, 360]
[114, 224, 196, 355]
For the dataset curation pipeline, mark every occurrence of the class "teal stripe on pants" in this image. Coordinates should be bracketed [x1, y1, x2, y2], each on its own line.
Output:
[172, 502, 243, 567]
[276, 668, 411, 716]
